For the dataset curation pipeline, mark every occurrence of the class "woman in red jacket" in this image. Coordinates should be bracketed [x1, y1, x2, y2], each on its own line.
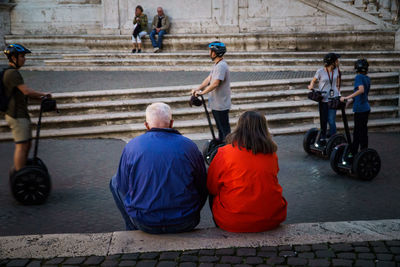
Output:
[207, 111, 287, 233]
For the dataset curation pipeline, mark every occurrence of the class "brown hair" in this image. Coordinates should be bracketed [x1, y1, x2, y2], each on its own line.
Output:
[136, 5, 143, 12]
[226, 111, 277, 154]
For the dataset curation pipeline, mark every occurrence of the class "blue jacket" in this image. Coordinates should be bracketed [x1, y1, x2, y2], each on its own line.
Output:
[114, 128, 207, 226]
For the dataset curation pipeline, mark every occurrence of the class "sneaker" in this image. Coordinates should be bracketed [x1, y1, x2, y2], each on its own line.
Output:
[137, 49, 141, 53]
[132, 49, 136, 53]
[153, 47, 160, 53]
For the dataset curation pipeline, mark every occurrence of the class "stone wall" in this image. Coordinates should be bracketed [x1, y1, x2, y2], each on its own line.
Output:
[7, 0, 400, 35]
[0, 1, 15, 49]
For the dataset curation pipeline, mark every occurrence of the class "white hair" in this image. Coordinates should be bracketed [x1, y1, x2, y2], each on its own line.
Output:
[145, 102, 172, 128]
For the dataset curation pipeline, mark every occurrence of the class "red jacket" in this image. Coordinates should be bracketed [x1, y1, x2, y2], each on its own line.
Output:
[207, 144, 287, 232]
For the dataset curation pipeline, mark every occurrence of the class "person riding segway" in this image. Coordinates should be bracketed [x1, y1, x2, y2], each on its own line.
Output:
[330, 59, 381, 180]
[304, 52, 346, 158]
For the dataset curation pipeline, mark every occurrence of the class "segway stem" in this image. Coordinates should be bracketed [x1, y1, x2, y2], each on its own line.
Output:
[33, 104, 44, 159]
[341, 104, 352, 145]
[199, 95, 216, 140]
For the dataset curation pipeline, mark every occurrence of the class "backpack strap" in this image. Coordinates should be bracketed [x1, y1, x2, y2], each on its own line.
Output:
[2, 67, 18, 116]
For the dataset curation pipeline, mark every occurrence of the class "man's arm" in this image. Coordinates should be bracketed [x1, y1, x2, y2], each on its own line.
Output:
[160, 16, 170, 31]
[152, 16, 157, 29]
[17, 84, 50, 99]
[191, 75, 211, 95]
[196, 79, 220, 96]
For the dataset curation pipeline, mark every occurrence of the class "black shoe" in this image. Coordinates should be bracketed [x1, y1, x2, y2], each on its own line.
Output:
[132, 49, 137, 53]
[137, 49, 141, 53]
[317, 139, 327, 147]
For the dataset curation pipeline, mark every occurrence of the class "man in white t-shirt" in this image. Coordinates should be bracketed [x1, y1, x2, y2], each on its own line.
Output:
[192, 41, 231, 141]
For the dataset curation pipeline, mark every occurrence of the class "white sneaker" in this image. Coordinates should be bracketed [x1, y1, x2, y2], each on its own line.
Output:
[153, 47, 160, 53]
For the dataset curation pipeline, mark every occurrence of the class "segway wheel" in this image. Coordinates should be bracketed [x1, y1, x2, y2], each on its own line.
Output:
[10, 166, 51, 205]
[303, 128, 318, 154]
[330, 144, 347, 175]
[202, 139, 224, 165]
[326, 134, 347, 157]
[353, 149, 381, 181]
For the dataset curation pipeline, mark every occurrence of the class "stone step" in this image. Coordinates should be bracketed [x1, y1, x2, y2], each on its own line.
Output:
[0, 116, 399, 141]
[5, 31, 396, 52]
[1, 105, 396, 133]
[24, 86, 399, 117]
[42, 57, 400, 68]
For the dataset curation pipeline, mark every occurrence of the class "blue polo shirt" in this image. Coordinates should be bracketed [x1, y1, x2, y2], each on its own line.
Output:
[353, 74, 371, 113]
[114, 128, 207, 226]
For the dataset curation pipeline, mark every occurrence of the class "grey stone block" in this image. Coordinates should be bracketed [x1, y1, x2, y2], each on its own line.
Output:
[121, 253, 140, 260]
[6, 259, 30, 267]
[257, 251, 277, 258]
[245, 257, 263, 264]
[136, 260, 158, 267]
[374, 247, 391, 253]
[119, 260, 137, 267]
[331, 244, 354, 252]
[390, 246, 400, 254]
[351, 241, 369, 246]
[337, 252, 356, 259]
[315, 250, 335, 258]
[45, 258, 65, 264]
[63, 257, 86, 265]
[140, 253, 160, 260]
[386, 241, 400, 246]
[297, 252, 315, 259]
[215, 264, 230, 267]
[369, 241, 386, 247]
[220, 256, 242, 264]
[332, 259, 353, 266]
[84, 256, 105, 265]
[237, 248, 256, 256]
[198, 250, 215, 256]
[215, 248, 235, 256]
[376, 262, 396, 267]
[179, 255, 198, 262]
[159, 252, 180, 261]
[259, 246, 277, 252]
[354, 259, 375, 267]
[279, 251, 296, 257]
[278, 245, 292, 251]
[294, 245, 312, 252]
[157, 261, 177, 267]
[312, 244, 329, 250]
[287, 257, 307, 266]
[26, 261, 42, 267]
[376, 254, 394, 261]
[308, 259, 330, 267]
[101, 260, 119, 267]
[199, 256, 219, 263]
[105, 255, 121, 260]
[181, 251, 198, 255]
[199, 264, 214, 267]
[266, 257, 285, 265]
[358, 253, 376, 259]
[179, 263, 197, 267]
[354, 246, 371, 253]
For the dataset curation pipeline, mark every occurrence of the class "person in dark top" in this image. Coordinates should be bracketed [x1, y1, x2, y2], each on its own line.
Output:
[340, 59, 371, 158]
[149, 7, 170, 53]
[109, 102, 207, 234]
[3, 44, 51, 172]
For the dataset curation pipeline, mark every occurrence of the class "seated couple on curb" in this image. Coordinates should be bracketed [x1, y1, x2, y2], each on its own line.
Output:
[110, 102, 287, 234]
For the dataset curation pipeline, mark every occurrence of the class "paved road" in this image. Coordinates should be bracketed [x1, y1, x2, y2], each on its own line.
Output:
[1, 132, 399, 236]
[2, 240, 400, 266]
[17, 70, 318, 93]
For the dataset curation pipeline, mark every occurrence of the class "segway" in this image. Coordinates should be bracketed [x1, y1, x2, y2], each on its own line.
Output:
[330, 97, 381, 180]
[9, 97, 58, 205]
[189, 95, 225, 165]
[303, 90, 347, 158]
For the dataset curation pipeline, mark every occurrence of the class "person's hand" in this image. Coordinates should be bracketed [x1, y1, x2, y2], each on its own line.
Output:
[136, 17, 139, 21]
[156, 28, 161, 33]
[340, 96, 346, 102]
[307, 84, 313, 90]
[192, 90, 202, 97]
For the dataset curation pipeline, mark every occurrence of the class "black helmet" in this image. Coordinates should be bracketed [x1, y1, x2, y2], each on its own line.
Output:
[323, 52, 340, 67]
[189, 95, 202, 107]
[4, 44, 31, 61]
[208, 41, 226, 57]
[354, 59, 369, 73]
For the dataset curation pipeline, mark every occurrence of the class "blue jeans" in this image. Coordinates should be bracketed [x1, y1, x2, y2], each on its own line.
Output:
[149, 29, 166, 48]
[109, 175, 200, 234]
[319, 102, 337, 139]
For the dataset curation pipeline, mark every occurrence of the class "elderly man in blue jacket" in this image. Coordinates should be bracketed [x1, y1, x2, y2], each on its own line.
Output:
[110, 102, 207, 234]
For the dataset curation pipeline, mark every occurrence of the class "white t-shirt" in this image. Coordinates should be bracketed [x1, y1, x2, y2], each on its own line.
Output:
[208, 59, 231, 111]
[314, 67, 340, 102]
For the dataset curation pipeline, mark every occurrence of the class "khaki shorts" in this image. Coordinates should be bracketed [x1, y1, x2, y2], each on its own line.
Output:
[5, 114, 32, 143]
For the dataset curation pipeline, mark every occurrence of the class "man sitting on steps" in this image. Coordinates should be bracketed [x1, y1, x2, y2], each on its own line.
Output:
[109, 102, 207, 234]
[149, 7, 170, 53]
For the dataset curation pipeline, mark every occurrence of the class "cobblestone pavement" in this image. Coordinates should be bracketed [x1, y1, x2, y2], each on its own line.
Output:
[1, 240, 399, 266]
[0, 132, 399, 236]
[17, 71, 318, 93]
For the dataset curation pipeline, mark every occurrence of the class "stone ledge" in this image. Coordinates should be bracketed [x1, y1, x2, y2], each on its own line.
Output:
[0, 219, 399, 259]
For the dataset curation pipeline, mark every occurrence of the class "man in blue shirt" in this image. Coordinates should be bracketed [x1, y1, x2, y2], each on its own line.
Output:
[340, 59, 371, 156]
[110, 102, 207, 234]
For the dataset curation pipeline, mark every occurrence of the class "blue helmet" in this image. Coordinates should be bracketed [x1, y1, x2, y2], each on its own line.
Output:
[208, 41, 226, 57]
[4, 44, 31, 61]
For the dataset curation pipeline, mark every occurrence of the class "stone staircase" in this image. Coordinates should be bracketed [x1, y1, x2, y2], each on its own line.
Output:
[0, 72, 398, 141]
[342, 0, 399, 23]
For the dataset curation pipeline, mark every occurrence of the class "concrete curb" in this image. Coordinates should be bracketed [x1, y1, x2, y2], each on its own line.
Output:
[0, 219, 399, 259]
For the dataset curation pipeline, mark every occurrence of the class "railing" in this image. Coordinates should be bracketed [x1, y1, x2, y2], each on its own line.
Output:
[351, 0, 399, 23]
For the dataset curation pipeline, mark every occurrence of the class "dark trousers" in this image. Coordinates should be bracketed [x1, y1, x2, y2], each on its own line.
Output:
[352, 111, 370, 154]
[319, 102, 337, 139]
[212, 109, 231, 141]
[149, 29, 166, 48]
